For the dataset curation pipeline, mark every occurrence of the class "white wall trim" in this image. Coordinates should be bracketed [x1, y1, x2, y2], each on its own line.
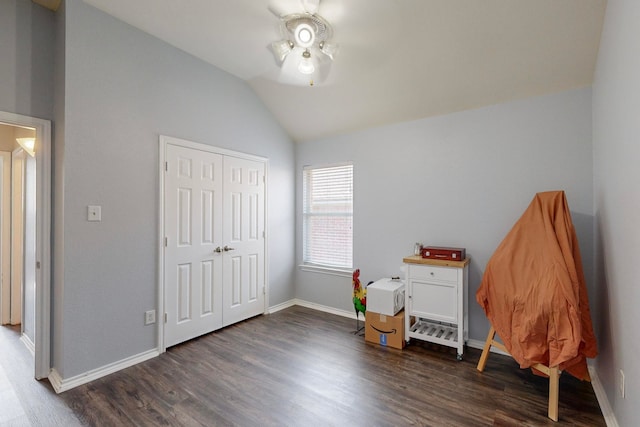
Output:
[48, 349, 159, 394]
[267, 299, 297, 314]
[20, 333, 35, 356]
[160, 135, 268, 163]
[466, 338, 510, 356]
[291, 298, 363, 320]
[157, 137, 167, 353]
[0, 151, 10, 325]
[589, 365, 619, 427]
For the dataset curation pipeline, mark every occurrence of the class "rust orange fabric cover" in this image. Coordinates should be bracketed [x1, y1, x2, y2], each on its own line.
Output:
[476, 191, 597, 379]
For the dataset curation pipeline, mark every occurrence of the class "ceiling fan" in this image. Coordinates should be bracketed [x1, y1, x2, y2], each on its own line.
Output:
[268, 0, 339, 86]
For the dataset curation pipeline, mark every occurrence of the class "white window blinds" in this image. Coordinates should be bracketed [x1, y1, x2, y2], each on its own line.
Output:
[303, 163, 353, 269]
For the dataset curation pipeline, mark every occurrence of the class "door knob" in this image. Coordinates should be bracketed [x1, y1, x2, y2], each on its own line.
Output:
[214, 246, 222, 253]
[223, 245, 235, 252]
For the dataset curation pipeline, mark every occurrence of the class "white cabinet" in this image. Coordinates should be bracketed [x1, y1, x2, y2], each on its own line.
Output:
[403, 255, 469, 360]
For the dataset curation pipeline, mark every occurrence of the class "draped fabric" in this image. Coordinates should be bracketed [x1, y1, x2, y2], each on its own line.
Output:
[476, 191, 597, 379]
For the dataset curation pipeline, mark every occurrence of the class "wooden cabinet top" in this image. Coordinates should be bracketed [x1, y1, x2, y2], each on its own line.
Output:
[403, 255, 470, 268]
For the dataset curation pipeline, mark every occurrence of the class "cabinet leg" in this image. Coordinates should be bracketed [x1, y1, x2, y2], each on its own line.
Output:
[456, 353, 463, 361]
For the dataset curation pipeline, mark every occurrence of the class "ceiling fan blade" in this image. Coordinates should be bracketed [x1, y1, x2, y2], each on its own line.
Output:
[268, 0, 305, 17]
[267, 3, 287, 18]
[301, 0, 320, 14]
[310, 0, 344, 26]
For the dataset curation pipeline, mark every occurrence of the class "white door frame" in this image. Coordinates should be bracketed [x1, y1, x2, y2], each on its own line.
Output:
[0, 111, 51, 380]
[0, 151, 11, 325]
[11, 148, 25, 326]
[158, 135, 269, 352]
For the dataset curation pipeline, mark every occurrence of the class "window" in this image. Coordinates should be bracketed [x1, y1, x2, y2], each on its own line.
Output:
[303, 163, 353, 270]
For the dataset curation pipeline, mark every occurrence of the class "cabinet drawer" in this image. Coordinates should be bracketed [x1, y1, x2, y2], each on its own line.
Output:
[408, 264, 458, 283]
[409, 280, 457, 323]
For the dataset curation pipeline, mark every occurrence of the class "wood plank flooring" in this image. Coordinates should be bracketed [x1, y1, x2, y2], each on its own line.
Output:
[3, 306, 605, 426]
[63, 306, 604, 426]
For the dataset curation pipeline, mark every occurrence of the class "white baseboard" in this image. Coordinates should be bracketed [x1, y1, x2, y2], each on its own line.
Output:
[20, 333, 35, 356]
[589, 365, 619, 427]
[267, 299, 297, 313]
[49, 349, 159, 394]
[289, 298, 360, 320]
[466, 338, 510, 356]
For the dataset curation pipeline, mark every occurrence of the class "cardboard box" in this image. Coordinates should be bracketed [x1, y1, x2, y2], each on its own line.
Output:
[365, 310, 405, 349]
[366, 278, 405, 316]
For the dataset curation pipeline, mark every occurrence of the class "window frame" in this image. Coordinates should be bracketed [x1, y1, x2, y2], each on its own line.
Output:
[301, 162, 353, 275]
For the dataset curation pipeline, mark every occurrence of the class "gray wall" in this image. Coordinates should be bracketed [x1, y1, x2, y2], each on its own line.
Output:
[0, 0, 54, 121]
[52, 0, 67, 376]
[592, 1, 640, 425]
[53, 0, 295, 378]
[296, 88, 595, 344]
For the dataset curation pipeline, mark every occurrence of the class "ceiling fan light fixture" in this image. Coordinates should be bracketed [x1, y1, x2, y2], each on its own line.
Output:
[298, 49, 315, 74]
[294, 22, 315, 48]
[16, 137, 36, 157]
[271, 39, 294, 62]
[270, 10, 336, 84]
[319, 41, 339, 61]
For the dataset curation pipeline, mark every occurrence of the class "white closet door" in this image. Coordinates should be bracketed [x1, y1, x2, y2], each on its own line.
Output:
[164, 144, 223, 347]
[222, 156, 265, 326]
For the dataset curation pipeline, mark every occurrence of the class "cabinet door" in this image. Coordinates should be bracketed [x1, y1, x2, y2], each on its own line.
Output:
[410, 279, 457, 324]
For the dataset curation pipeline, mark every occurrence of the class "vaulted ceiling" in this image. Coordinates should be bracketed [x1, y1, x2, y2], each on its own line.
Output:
[79, 0, 606, 142]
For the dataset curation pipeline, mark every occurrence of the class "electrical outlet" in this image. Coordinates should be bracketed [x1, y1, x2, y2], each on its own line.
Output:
[145, 310, 156, 325]
[87, 205, 102, 222]
[619, 369, 625, 398]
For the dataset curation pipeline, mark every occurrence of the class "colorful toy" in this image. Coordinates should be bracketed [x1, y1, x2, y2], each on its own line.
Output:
[352, 269, 367, 333]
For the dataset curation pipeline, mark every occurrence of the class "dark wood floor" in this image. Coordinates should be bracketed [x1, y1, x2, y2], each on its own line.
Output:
[63, 306, 604, 426]
[2, 306, 605, 426]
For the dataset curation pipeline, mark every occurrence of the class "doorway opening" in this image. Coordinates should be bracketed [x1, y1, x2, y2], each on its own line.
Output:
[0, 125, 36, 345]
[0, 112, 51, 380]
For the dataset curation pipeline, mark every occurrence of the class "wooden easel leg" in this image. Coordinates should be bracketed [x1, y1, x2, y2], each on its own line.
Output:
[477, 324, 561, 421]
[477, 326, 496, 372]
[548, 366, 560, 421]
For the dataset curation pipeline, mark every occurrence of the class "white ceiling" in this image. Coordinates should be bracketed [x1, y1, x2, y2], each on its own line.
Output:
[80, 0, 606, 143]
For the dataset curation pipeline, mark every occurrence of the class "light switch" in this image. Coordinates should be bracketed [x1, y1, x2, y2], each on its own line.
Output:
[88, 205, 102, 222]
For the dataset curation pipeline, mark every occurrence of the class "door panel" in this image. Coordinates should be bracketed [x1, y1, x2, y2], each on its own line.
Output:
[222, 156, 265, 326]
[231, 255, 241, 306]
[164, 144, 223, 347]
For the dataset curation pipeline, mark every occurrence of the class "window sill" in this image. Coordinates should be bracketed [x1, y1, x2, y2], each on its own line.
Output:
[299, 264, 352, 277]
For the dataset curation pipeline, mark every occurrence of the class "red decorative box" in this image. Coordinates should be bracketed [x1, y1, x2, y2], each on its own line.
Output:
[420, 246, 466, 261]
